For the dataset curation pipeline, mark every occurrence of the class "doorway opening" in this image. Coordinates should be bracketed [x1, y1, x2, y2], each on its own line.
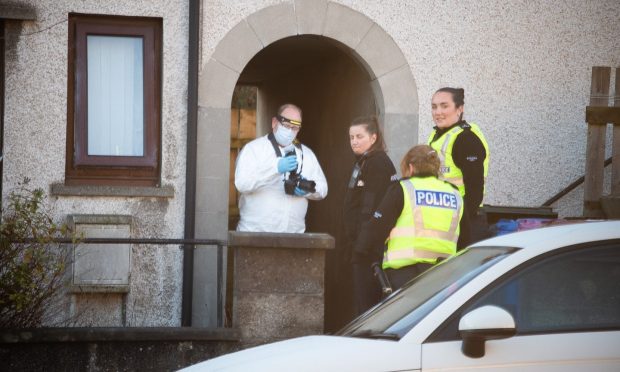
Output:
[229, 85, 258, 230]
[195, 2, 420, 329]
[230, 35, 377, 330]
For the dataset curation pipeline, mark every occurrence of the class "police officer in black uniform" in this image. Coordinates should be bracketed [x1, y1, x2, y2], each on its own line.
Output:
[343, 116, 397, 317]
[428, 88, 490, 248]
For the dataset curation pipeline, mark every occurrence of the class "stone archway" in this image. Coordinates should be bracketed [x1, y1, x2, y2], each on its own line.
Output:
[193, 0, 418, 327]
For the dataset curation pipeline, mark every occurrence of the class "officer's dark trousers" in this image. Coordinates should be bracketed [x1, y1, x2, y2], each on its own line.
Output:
[384, 263, 433, 291]
[458, 211, 490, 249]
[352, 260, 381, 317]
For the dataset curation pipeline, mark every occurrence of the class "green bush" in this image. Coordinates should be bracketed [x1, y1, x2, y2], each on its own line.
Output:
[0, 179, 78, 328]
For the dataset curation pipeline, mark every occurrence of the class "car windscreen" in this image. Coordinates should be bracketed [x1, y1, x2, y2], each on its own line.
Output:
[337, 246, 517, 339]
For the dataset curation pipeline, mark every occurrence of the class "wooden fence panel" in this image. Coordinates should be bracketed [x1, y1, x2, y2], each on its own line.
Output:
[229, 108, 257, 229]
[583, 66, 610, 217]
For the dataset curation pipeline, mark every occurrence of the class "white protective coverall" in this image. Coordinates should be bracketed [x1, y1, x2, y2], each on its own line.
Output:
[234, 134, 328, 233]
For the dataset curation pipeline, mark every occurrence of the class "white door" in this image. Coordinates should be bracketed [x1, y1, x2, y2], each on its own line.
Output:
[423, 331, 620, 371]
[421, 243, 620, 371]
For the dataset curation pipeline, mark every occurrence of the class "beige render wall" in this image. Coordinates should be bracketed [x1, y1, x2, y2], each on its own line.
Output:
[3, 0, 188, 326]
[201, 0, 620, 214]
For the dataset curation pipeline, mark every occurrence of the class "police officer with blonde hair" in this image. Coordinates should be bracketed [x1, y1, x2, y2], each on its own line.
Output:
[354, 144, 463, 290]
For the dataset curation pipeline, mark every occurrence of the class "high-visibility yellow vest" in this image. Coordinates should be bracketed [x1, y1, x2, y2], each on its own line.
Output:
[383, 177, 463, 270]
[427, 122, 489, 199]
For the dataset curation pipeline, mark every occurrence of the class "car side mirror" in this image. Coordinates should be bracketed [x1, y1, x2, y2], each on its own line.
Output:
[458, 305, 516, 358]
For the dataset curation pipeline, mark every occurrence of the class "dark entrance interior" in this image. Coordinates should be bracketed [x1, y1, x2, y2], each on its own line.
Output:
[235, 35, 377, 331]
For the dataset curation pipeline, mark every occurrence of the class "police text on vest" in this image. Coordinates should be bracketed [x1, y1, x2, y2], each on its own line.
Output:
[415, 190, 457, 209]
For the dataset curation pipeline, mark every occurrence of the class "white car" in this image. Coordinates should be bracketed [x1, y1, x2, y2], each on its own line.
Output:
[182, 221, 620, 371]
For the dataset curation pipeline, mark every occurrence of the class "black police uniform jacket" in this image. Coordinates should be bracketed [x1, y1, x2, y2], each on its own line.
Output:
[343, 150, 396, 261]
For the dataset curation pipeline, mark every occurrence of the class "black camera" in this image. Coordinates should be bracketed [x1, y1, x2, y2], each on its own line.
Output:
[283, 149, 316, 196]
[284, 173, 316, 195]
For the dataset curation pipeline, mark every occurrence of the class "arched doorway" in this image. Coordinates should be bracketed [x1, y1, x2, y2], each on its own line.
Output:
[234, 35, 376, 232]
[195, 1, 419, 329]
[233, 35, 377, 329]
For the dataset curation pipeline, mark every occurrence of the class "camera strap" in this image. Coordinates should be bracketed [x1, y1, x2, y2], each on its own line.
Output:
[348, 154, 367, 189]
[268, 132, 305, 175]
[268, 132, 283, 157]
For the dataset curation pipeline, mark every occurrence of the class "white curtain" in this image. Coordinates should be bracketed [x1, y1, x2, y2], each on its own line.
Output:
[87, 35, 144, 156]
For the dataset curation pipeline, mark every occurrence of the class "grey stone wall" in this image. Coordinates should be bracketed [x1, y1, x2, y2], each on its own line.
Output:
[0, 328, 240, 372]
[229, 232, 334, 347]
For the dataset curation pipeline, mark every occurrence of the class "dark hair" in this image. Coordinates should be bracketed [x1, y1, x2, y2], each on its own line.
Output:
[435, 87, 465, 108]
[349, 115, 386, 152]
[400, 144, 440, 177]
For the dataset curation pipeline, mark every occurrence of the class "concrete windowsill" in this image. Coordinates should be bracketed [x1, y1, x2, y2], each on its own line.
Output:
[69, 285, 129, 294]
[51, 183, 175, 198]
[0, 5, 37, 20]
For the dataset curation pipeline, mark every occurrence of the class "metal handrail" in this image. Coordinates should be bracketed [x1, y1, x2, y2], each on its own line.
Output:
[11, 236, 229, 327]
[542, 156, 612, 207]
[17, 237, 227, 246]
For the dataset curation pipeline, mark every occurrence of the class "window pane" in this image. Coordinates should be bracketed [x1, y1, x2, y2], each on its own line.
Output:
[67, 15, 161, 186]
[338, 247, 516, 338]
[471, 244, 620, 334]
[87, 35, 144, 156]
[430, 244, 620, 342]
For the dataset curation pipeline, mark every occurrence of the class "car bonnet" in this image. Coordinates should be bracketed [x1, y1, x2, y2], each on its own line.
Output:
[180, 335, 421, 372]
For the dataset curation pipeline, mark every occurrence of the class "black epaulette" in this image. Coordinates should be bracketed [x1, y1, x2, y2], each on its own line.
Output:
[459, 121, 471, 130]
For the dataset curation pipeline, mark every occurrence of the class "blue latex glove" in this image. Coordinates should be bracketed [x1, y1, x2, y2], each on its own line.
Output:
[294, 186, 309, 196]
[277, 156, 298, 173]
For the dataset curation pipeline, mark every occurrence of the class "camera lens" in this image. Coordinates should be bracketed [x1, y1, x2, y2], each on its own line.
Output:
[297, 179, 316, 193]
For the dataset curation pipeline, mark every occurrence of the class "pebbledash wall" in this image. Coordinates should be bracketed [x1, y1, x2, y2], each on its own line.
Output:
[3, 0, 189, 327]
[2, 0, 620, 328]
[197, 0, 620, 216]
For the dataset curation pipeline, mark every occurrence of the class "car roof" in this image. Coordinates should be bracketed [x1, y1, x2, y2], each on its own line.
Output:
[470, 220, 620, 253]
